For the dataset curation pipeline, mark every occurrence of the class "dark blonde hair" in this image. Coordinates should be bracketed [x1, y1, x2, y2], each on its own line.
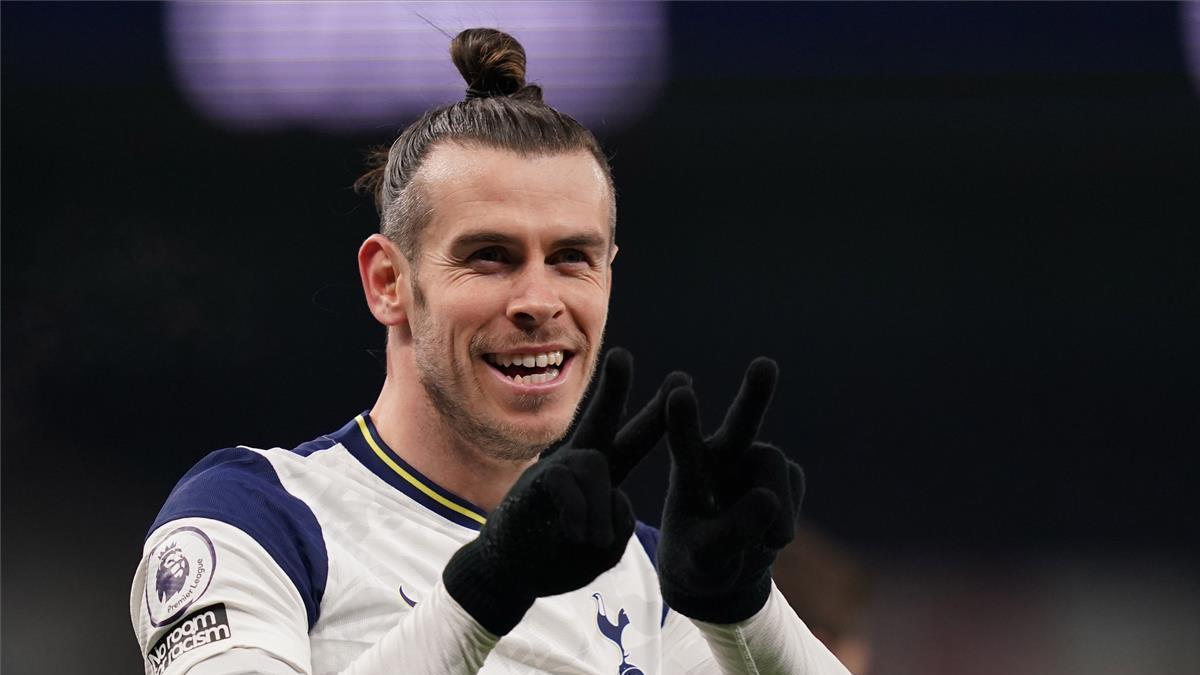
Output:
[354, 28, 615, 259]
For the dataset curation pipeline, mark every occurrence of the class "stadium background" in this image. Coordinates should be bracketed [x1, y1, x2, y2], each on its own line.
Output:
[3, 2, 1198, 673]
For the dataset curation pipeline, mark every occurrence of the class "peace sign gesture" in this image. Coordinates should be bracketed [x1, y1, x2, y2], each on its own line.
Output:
[445, 348, 690, 636]
[657, 357, 806, 624]
[562, 347, 692, 484]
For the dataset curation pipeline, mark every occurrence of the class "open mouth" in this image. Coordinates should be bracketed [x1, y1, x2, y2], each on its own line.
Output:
[483, 350, 572, 385]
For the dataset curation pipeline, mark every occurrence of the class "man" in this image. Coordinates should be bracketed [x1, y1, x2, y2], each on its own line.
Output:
[131, 28, 851, 674]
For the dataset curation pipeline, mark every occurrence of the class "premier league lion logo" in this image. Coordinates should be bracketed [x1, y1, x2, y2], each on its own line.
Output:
[155, 543, 190, 602]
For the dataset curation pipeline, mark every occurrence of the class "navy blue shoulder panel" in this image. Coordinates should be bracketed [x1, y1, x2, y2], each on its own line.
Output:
[292, 434, 337, 458]
[634, 520, 660, 565]
[633, 521, 670, 626]
[149, 447, 328, 630]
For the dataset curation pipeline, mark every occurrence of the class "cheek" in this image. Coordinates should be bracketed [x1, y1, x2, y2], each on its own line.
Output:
[567, 285, 611, 333]
[433, 287, 507, 344]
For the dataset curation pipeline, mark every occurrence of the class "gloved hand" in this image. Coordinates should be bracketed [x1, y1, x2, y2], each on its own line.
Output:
[443, 348, 690, 635]
[657, 357, 806, 624]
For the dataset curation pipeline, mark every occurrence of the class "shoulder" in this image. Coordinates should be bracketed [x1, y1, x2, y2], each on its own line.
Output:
[147, 446, 329, 628]
[151, 446, 314, 534]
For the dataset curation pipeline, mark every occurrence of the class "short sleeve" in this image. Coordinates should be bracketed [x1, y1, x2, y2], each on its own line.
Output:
[131, 518, 313, 674]
[130, 447, 329, 675]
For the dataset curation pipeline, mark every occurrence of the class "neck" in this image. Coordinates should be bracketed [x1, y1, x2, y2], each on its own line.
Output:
[368, 366, 534, 513]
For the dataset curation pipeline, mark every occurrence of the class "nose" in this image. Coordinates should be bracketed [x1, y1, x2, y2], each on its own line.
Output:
[506, 264, 565, 328]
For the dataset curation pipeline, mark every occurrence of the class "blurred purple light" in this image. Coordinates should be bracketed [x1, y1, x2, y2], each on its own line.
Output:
[166, 1, 668, 132]
[1186, 2, 1200, 100]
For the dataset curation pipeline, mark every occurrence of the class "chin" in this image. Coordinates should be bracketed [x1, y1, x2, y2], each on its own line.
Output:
[456, 398, 574, 463]
[527, 417, 573, 448]
[479, 424, 566, 463]
[499, 408, 573, 448]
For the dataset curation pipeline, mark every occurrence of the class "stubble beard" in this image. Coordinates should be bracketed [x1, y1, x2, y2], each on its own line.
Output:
[411, 317, 576, 464]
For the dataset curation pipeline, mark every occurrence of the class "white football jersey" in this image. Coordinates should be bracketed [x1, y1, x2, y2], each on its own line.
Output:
[130, 413, 850, 675]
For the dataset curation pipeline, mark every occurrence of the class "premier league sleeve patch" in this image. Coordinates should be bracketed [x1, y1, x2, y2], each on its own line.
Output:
[145, 526, 218, 627]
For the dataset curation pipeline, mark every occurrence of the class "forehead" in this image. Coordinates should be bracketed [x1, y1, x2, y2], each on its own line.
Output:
[417, 143, 611, 246]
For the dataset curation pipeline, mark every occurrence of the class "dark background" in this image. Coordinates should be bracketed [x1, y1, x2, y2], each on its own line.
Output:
[4, 2, 1198, 673]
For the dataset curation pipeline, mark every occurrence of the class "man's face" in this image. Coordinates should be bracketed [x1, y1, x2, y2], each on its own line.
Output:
[405, 144, 613, 461]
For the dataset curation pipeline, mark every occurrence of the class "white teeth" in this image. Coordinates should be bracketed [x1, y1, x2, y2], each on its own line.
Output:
[488, 351, 567, 369]
[501, 367, 560, 385]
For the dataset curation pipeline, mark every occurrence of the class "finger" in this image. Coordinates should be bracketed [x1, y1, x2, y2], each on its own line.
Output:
[571, 348, 633, 450]
[694, 487, 779, 559]
[666, 386, 707, 471]
[564, 449, 614, 548]
[787, 460, 806, 516]
[710, 357, 778, 453]
[744, 443, 795, 549]
[608, 370, 692, 483]
[666, 387, 713, 510]
[540, 463, 588, 544]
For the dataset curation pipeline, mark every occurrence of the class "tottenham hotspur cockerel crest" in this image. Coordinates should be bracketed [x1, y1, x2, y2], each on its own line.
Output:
[592, 592, 644, 675]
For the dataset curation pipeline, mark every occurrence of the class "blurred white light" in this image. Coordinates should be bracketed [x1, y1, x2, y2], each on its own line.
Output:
[165, 1, 668, 132]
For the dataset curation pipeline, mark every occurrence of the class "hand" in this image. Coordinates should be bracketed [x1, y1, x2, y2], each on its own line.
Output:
[443, 348, 689, 635]
[658, 358, 806, 624]
[548, 347, 693, 483]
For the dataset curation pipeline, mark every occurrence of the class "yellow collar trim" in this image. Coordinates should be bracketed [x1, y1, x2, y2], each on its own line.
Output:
[354, 415, 487, 525]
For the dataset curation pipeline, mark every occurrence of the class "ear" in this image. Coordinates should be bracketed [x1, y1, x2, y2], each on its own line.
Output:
[358, 233, 412, 327]
[607, 243, 618, 292]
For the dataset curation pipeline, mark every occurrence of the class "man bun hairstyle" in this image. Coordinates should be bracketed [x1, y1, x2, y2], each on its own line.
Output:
[452, 28, 536, 101]
[355, 28, 614, 260]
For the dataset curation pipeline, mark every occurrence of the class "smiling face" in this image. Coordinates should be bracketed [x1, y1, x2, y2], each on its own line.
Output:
[403, 143, 614, 461]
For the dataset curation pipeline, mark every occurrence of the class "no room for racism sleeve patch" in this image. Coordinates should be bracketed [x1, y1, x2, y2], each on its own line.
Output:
[145, 526, 217, 627]
[146, 603, 232, 675]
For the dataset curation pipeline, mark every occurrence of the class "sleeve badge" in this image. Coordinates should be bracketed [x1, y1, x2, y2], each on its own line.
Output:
[145, 526, 217, 627]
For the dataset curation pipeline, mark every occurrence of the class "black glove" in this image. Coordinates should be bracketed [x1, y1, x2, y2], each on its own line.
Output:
[443, 348, 690, 635]
[657, 357, 806, 624]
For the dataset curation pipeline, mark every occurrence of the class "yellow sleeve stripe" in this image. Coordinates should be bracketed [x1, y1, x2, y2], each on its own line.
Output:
[354, 415, 487, 526]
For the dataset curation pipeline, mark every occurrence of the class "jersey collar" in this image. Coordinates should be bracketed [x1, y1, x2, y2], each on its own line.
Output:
[332, 412, 487, 531]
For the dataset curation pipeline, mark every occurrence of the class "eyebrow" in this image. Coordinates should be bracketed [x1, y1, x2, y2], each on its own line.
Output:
[450, 230, 609, 250]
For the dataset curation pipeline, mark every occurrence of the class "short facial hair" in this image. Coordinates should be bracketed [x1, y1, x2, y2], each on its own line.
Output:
[408, 278, 596, 462]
